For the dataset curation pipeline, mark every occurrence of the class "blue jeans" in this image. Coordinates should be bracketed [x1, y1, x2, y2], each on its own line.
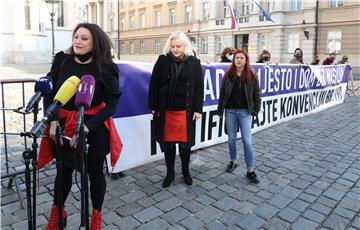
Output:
[225, 108, 254, 171]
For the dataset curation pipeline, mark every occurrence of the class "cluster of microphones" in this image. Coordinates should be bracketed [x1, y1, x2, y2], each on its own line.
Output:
[26, 75, 96, 138]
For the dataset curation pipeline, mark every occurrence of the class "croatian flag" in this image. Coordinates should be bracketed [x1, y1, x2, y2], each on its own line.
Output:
[228, 3, 240, 30]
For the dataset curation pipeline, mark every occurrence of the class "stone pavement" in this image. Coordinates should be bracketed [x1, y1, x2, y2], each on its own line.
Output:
[1, 64, 360, 229]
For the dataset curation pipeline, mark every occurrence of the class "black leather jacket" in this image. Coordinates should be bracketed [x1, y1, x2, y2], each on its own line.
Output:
[217, 73, 261, 116]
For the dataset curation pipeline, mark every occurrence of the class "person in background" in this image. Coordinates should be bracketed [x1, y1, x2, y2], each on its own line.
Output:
[310, 54, 321, 65]
[148, 31, 204, 188]
[217, 49, 261, 184]
[39, 23, 121, 230]
[289, 48, 304, 64]
[323, 52, 336, 65]
[337, 55, 349, 64]
[256, 49, 271, 63]
[220, 47, 236, 63]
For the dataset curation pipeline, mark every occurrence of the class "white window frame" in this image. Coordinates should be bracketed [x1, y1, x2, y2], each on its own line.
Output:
[120, 17, 125, 31]
[140, 40, 145, 54]
[24, 0, 31, 30]
[155, 10, 160, 27]
[327, 31, 342, 53]
[290, 0, 302, 11]
[155, 39, 161, 54]
[200, 36, 208, 54]
[202, 2, 210, 20]
[169, 9, 175, 25]
[185, 5, 192, 24]
[259, 33, 271, 52]
[214, 36, 222, 54]
[330, 0, 343, 7]
[120, 42, 125, 54]
[139, 13, 145, 28]
[288, 32, 300, 53]
[130, 41, 135, 54]
[222, 1, 227, 18]
[130, 16, 135, 30]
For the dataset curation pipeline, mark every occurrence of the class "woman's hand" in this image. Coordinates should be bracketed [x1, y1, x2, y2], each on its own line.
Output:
[193, 112, 201, 121]
[152, 110, 160, 117]
[69, 125, 89, 148]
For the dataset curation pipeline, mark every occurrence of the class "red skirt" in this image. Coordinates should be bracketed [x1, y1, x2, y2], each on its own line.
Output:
[163, 110, 187, 142]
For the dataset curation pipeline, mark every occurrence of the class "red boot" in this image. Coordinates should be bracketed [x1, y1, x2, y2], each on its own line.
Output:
[44, 204, 68, 230]
[90, 208, 102, 230]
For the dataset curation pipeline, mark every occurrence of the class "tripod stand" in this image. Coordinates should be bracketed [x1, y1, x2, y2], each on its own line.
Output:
[15, 103, 40, 230]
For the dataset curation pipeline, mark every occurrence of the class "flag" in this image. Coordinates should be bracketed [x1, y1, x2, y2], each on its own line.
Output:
[254, 2, 275, 23]
[228, 3, 240, 30]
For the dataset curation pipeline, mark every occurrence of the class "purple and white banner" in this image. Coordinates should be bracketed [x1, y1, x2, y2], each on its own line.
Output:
[107, 61, 351, 172]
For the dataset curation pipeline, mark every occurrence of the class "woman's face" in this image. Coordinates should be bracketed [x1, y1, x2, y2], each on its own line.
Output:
[170, 38, 185, 59]
[72, 27, 93, 55]
[295, 49, 302, 57]
[234, 53, 246, 68]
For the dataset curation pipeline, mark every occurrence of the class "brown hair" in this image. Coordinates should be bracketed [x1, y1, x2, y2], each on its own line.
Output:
[224, 49, 255, 83]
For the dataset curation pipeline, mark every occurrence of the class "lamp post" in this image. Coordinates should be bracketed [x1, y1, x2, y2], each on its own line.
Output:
[45, 0, 61, 59]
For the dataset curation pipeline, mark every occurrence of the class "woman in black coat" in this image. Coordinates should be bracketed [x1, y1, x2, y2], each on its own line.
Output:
[148, 31, 204, 188]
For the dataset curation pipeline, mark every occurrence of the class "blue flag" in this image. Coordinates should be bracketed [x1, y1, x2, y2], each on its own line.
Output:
[254, 2, 275, 23]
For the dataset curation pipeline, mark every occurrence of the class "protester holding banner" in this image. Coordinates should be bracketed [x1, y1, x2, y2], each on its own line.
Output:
[337, 55, 349, 64]
[311, 54, 321, 65]
[289, 48, 304, 64]
[323, 52, 337, 65]
[220, 47, 235, 63]
[217, 49, 261, 184]
[40, 23, 121, 230]
[148, 31, 204, 188]
[256, 49, 271, 63]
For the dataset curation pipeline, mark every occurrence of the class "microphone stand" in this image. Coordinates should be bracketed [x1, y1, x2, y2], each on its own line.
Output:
[16, 102, 40, 230]
[77, 107, 89, 230]
[54, 126, 65, 230]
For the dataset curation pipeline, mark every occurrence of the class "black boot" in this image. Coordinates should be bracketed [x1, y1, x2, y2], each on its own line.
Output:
[179, 145, 192, 186]
[162, 143, 175, 188]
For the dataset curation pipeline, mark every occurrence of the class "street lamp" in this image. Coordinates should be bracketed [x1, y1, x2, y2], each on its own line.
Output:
[45, 0, 61, 59]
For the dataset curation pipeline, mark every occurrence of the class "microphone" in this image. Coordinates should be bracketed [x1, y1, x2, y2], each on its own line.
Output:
[75, 75, 96, 133]
[25, 76, 53, 112]
[29, 76, 80, 137]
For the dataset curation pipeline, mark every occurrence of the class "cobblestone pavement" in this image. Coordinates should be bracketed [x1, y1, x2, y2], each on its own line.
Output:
[1, 64, 360, 229]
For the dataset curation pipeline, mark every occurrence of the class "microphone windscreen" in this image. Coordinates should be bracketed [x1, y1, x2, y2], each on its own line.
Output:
[34, 76, 53, 96]
[54, 75, 80, 106]
[75, 75, 96, 108]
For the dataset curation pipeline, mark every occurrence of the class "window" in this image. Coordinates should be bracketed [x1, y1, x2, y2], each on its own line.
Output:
[288, 33, 299, 53]
[57, 0, 64, 27]
[24, 0, 31, 30]
[330, 0, 343, 7]
[222, 1, 227, 17]
[258, 33, 271, 52]
[130, 41, 134, 54]
[130, 16, 135, 30]
[200, 36, 208, 54]
[120, 42, 125, 54]
[290, 0, 302, 11]
[139, 13, 145, 28]
[120, 17, 125, 31]
[169, 9, 175, 25]
[327, 31, 342, 53]
[214, 36, 222, 54]
[155, 10, 160, 27]
[109, 18, 113, 32]
[202, 2, 210, 20]
[140, 40, 145, 54]
[155, 39, 161, 54]
[185, 5, 192, 24]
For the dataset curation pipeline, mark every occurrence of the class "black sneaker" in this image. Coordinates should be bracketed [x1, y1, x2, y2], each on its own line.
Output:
[226, 161, 237, 172]
[246, 171, 259, 184]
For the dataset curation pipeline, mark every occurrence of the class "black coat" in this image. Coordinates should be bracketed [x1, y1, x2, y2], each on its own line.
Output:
[217, 73, 261, 116]
[148, 54, 204, 149]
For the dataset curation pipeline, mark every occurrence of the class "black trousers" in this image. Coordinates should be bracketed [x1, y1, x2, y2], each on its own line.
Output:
[163, 142, 191, 175]
[53, 125, 109, 210]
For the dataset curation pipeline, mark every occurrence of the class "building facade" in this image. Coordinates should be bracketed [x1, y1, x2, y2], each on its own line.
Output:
[115, 0, 359, 75]
[0, 0, 86, 64]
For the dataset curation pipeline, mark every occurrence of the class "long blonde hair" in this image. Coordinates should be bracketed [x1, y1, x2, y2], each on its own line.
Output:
[162, 31, 194, 56]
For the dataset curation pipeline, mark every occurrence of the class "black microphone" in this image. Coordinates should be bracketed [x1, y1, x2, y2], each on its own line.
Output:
[25, 76, 53, 112]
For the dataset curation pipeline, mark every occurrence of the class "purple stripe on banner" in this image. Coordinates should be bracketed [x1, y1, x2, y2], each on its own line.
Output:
[113, 62, 351, 118]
